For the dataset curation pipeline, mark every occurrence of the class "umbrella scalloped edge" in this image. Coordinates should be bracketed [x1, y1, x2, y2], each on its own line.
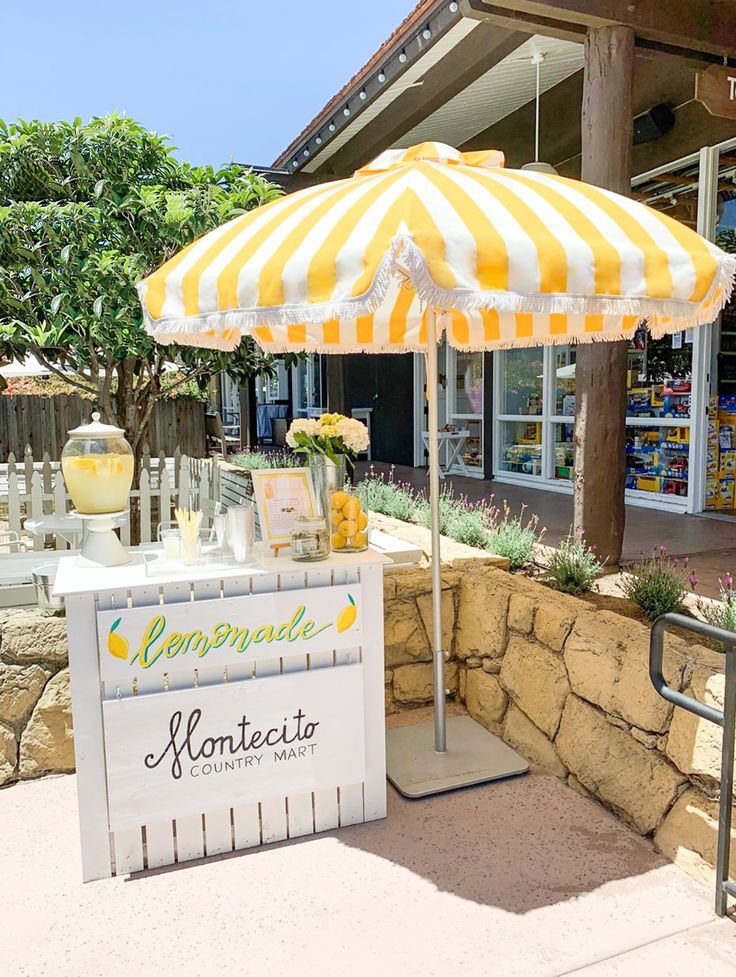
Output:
[138, 234, 736, 351]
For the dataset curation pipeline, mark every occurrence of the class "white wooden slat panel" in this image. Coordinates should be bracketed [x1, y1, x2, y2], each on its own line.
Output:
[96, 581, 133, 883]
[222, 574, 261, 850]
[334, 564, 364, 827]
[30, 472, 44, 551]
[98, 586, 145, 876]
[65, 592, 114, 882]
[279, 569, 313, 839]
[204, 809, 233, 857]
[129, 584, 176, 870]
[162, 579, 204, 864]
[178, 455, 190, 510]
[252, 571, 288, 845]
[119, 509, 131, 547]
[7, 471, 21, 536]
[193, 576, 234, 859]
[358, 563, 387, 823]
[53, 472, 68, 550]
[160, 466, 172, 532]
[139, 470, 152, 544]
[306, 565, 340, 834]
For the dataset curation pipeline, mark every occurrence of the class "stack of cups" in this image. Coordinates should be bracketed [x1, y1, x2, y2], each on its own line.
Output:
[227, 502, 255, 563]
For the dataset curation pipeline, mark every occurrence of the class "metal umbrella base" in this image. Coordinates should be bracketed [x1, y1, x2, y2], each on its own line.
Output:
[386, 715, 529, 799]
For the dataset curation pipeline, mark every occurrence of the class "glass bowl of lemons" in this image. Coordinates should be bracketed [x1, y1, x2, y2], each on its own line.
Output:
[329, 490, 368, 552]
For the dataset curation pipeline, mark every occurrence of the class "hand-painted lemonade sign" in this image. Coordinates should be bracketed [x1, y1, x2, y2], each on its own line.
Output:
[96, 584, 362, 683]
[102, 663, 366, 831]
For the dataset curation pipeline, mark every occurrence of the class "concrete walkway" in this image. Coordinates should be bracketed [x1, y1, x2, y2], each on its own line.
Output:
[357, 461, 736, 599]
[3, 761, 735, 976]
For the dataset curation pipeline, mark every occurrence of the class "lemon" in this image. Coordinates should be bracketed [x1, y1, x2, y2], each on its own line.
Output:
[351, 531, 368, 549]
[331, 490, 348, 510]
[331, 532, 347, 549]
[342, 498, 361, 520]
[338, 519, 357, 538]
[106, 617, 129, 660]
[330, 508, 343, 526]
[336, 594, 357, 633]
[357, 511, 368, 531]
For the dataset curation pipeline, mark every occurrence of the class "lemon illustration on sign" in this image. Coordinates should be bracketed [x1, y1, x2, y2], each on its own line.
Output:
[107, 617, 129, 660]
[336, 594, 357, 633]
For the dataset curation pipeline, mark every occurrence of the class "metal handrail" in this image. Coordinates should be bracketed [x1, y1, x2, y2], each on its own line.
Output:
[649, 613, 736, 917]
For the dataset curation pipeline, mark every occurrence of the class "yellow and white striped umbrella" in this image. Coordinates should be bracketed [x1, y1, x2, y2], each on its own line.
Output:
[138, 142, 736, 353]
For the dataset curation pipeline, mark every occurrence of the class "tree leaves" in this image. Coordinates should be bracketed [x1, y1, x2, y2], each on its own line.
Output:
[0, 115, 285, 445]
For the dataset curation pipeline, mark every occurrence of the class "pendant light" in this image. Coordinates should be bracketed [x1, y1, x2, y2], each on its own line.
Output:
[521, 52, 558, 175]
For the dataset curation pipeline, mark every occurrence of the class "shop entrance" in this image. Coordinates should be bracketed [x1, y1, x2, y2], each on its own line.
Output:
[413, 343, 485, 477]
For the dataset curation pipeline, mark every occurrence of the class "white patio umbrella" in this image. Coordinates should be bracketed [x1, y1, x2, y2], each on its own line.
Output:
[138, 142, 736, 795]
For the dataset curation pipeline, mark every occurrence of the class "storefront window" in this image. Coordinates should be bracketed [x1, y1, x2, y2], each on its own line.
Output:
[554, 347, 576, 416]
[626, 327, 692, 420]
[459, 419, 483, 472]
[453, 352, 483, 415]
[499, 348, 543, 415]
[625, 425, 690, 498]
[554, 423, 574, 480]
[499, 420, 542, 476]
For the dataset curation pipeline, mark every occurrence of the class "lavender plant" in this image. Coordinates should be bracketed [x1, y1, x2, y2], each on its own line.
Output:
[621, 546, 690, 620]
[485, 501, 544, 570]
[545, 531, 603, 595]
[692, 572, 736, 650]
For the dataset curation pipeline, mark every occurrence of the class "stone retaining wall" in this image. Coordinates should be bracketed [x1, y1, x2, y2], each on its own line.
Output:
[384, 564, 736, 890]
[2, 566, 734, 891]
[0, 609, 74, 784]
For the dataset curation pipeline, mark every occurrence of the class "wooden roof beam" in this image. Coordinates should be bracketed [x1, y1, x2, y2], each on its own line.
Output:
[463, 0, 736, 64]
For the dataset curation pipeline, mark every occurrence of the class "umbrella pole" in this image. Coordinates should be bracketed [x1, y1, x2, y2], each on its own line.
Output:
[426, 311, 446, 754]
[384, 314, 529, 797]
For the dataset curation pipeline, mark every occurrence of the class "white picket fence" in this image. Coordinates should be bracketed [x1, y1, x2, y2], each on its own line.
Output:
[2, 446, 215, 551]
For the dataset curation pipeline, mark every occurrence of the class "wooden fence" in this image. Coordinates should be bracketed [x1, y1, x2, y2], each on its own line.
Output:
[0, 395, 207, 459]
[2, 447, 215, 550]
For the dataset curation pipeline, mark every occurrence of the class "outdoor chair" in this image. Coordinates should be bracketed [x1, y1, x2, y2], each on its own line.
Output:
[205, 411, 240, 457]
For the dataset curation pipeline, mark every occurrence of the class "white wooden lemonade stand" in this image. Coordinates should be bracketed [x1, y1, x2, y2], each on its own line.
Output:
[52, 408, 387, 881]
[55, 547, 388, 881]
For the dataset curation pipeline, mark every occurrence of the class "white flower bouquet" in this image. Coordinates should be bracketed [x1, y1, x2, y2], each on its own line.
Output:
[286, 413, 369, 465]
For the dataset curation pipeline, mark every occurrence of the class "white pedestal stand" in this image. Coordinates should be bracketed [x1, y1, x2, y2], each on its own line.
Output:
[74, 510, 131, 568]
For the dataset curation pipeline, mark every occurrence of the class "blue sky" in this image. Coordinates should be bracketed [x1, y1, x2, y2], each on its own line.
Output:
[3, 0, 406, 167]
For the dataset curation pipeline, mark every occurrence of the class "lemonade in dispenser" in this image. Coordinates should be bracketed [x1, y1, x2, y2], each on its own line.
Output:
[61, 412, 134, 515]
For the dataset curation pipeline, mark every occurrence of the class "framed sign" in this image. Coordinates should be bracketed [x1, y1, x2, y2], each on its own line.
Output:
[251, 467, 317, 549]
[102, 664, 365, 831]
[96, 582, 363, 683]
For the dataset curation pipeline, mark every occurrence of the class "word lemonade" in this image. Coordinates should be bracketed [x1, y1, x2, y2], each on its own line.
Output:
[108, 594, 358, 668]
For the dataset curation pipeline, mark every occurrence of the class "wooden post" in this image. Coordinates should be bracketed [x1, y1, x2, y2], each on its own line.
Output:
[326, 356, 347, 415]
[239, 377, 258, 449]
[573, 25, 634, 565]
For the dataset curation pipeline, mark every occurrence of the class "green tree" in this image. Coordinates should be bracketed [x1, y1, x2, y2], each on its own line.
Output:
[0, 114, 284, 458]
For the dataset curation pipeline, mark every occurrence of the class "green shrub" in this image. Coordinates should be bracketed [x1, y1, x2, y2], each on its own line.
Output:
[621, 547, 689, 620]
[693, 573, 736, 650]
[545, 532, 602, 595]
[417, 489, 490, 549]
[229, 450, 299, 470]
[355, 467, 418, 522]
[486, 502, 543, 570]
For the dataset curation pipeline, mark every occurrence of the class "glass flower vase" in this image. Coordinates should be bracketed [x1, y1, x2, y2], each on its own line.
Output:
[308, 454, 368, 553]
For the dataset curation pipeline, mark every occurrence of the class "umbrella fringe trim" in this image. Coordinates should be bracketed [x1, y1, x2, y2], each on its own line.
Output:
[138, 235, 736, 338]
[253, 320, 699, 354]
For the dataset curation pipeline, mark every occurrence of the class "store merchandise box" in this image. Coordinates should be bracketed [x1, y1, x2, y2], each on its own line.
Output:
[721, 451, 736, 476]
[719, 477, 735, 509]
[707, 445, 719, 474]
[706, 477, 719, 508]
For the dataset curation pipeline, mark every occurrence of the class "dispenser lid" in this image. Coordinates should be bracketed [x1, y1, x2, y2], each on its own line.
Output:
[67, 411, 126, 439]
